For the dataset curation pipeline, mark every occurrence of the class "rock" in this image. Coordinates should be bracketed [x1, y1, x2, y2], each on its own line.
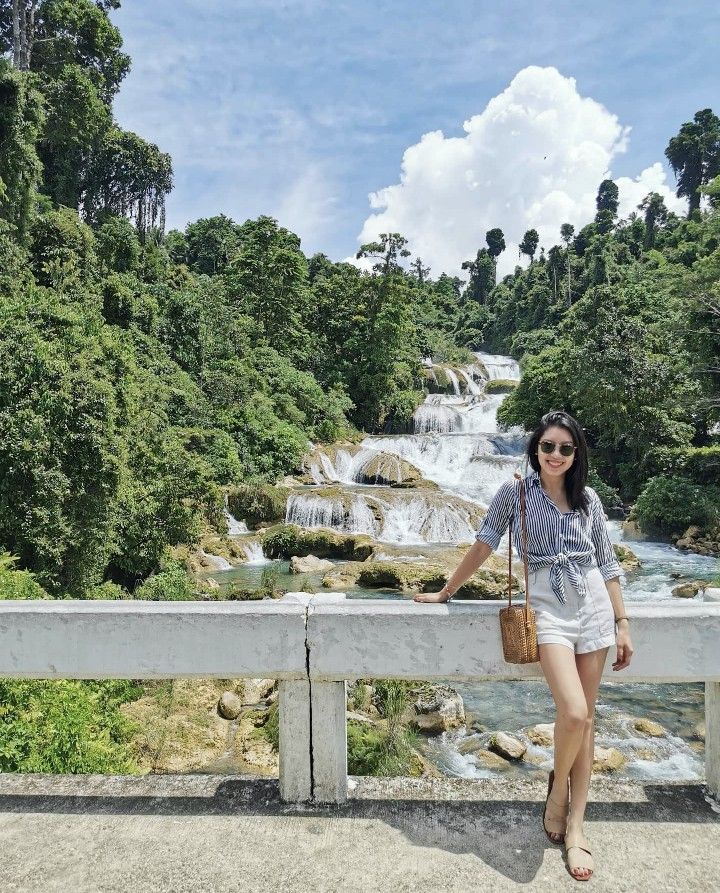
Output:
[527, 723, 555, 746]
[457, 736, 486, 755]
[409, 686, 465, 733]
[358, 452, 422, 487]
[632, 718, 666, 737]
[704, 587, 720, 602]
[488, 732, 527, 760]
[621, 519, 649, 541]
[593, 746, 626, 772]
[217, 691, 243, 720]
[671, 581, 703, 598]
[346, 710, 377, 726]
[691, 721, 705, 742]
[205, 577, 220, 590]
[613, 544, 641, 571]
[290, 554, 335, 574]
[684, 525, 702, 539]
[473, 749, 511, 771]
[243, 678, 276, 704]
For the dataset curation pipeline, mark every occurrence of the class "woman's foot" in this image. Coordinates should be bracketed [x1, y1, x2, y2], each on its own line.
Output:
[543, 770, 569, 843]
[564, 828, 594, 881]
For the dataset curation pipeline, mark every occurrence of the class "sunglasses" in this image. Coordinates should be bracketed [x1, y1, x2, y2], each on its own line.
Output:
[539, 439, 576, 457]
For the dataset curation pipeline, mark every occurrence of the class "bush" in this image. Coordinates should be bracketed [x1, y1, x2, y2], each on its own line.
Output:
[227, 483, 289, 529]
[634, 474, 720, 537]
[0, 679, 141, 773]
[133, 559, 196, 601]
[0, 553, 50, 600]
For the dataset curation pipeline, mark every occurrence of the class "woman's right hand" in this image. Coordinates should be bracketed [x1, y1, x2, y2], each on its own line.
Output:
[413, 590, 451, 603]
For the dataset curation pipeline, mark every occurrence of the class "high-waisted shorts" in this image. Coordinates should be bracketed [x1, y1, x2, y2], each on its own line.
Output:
[529, 561, 616, 655]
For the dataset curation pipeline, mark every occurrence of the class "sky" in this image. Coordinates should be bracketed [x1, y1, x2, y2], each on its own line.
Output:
[110, 1, 720, 278]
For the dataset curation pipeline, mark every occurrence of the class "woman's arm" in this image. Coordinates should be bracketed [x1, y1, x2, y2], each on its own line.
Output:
[413, 539, 494, 602]
[604, 576, 634, 670]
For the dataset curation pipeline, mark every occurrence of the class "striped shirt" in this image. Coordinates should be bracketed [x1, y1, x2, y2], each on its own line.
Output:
[475, 468, 622, 604]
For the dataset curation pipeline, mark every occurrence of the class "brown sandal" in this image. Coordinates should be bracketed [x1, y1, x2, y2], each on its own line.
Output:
[542, 769, 568, 844]
[565, 833, 594, 881]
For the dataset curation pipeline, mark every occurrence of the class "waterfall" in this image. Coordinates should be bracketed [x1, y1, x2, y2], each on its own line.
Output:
[199, 550, 233, 571]
[242, 540, 270, 565]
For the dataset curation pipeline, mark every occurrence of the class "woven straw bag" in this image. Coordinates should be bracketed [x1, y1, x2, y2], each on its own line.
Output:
[498, 472, 539, 664]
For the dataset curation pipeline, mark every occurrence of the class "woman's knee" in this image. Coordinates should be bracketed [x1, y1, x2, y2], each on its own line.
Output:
[559, 702, 589, 729]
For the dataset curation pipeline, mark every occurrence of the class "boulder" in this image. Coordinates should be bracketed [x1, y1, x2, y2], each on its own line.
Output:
[290, 554, 335, 574]
[527, 723, 555, 747]
[473, 749, 512, 771]
[621, 519, 649, 541]
[691, 720, 706, 742]
[358, 452, 422, 487]
[457, 736, 486, 755]
[409, 686, 465, 733]
[671, 580, 705, 598]
[243, 678, 276, 704]
[613, 544, 641, 571]
[488, 732, 527, 760]
[593, 746, 626, 772]
[632, 718, 666, 737]
[217, 691, 243, 720]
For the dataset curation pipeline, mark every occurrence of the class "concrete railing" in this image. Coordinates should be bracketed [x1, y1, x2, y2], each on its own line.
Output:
[1, 594, 719, 805]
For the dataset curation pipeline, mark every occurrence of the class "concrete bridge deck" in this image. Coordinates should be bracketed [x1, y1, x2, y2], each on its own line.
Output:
[1, 773, 718, 893]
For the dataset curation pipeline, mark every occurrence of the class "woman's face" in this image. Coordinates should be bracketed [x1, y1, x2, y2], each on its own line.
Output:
[537, 424, 576, 479]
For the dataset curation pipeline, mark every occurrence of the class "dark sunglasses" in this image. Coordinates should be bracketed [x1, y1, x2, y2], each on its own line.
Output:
[539, 439, 576, 457]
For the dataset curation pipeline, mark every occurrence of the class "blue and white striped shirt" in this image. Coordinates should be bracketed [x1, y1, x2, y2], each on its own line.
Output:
[475, 468, 622, 604]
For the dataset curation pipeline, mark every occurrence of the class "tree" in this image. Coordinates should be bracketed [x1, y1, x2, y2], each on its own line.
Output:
[184, 214, 243, 275]
[665, 108, 720, 216]
[461, 248, 495, 303]
[560, 223, 575, 305]
[519, 229, 539, 264]
[0, 58, 44, 241]
[409, 256, 430, 284]
[356, 232, 410, 275]
[485, 227, 505, 260]
[639, 192, 668, 249]
[595, 179, 619, 216]
[82, 127, 173, 237]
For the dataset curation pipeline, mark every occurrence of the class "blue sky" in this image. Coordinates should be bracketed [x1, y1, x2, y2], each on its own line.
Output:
[110, 1, 720, 275]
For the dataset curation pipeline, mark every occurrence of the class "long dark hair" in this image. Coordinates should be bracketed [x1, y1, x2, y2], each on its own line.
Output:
[526, 410, 591, 515]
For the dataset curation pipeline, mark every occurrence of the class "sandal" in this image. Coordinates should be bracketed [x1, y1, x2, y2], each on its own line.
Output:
[565, 832, 594, 881]
[542, 769, 568, 844]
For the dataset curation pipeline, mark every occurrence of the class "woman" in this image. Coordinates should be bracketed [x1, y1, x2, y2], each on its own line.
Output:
[414, 410, 634, 882]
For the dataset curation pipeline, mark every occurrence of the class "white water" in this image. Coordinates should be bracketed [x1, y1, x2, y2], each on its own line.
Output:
[199, 550, 233, 571]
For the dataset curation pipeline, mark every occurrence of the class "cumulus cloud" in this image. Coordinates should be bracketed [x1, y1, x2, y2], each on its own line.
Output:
[353, 66, 686, 279]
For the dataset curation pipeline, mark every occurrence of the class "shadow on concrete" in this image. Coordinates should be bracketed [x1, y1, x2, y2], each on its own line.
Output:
[0, 775, 717, 887]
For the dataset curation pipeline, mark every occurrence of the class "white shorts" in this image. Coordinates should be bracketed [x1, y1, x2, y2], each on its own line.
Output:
[529, 562, 616, 655]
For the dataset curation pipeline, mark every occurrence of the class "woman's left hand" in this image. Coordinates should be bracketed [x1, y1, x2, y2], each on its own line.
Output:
[612, 624, 633, 671]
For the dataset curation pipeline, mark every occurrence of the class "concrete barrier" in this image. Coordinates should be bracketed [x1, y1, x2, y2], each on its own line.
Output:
[1, 595, 719, 805]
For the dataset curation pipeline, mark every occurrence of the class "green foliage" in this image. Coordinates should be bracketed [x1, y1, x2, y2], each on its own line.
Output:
[635, 475, 720, 536]
[29, 206, 97, 288]
[0, 678, 140, 773]
[227, 484, 289, 528]
[133, 558, 196, 601]
[0, 553, 50, 600]
[0, 59, 45, 241]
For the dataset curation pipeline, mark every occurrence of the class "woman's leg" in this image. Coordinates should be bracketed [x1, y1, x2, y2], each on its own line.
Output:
[538, 643, 589, 839]
[564, 646, 609, 879]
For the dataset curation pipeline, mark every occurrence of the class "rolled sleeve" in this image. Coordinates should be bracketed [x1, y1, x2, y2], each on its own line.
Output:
[475, 480, 515, 550]
[589, 489, 622, 581]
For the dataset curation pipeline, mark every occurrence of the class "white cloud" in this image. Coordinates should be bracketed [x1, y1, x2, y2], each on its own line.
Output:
[354, 65, 686, 279]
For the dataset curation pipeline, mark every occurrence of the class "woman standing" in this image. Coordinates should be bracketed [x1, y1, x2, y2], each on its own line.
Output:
[414, 410, 634, 881]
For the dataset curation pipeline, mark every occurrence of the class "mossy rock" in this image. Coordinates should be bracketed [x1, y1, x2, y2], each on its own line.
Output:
[358, 453, 422, 486]
[324, 559, 515, 599]
[484, 378, 518, 393]
[227, 484, 290, 529]
[261, 524, 375, 561]
[613, 543, 640, 570]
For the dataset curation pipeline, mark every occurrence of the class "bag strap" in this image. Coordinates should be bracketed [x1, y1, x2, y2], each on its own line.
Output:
[507, 472, 531, 614]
